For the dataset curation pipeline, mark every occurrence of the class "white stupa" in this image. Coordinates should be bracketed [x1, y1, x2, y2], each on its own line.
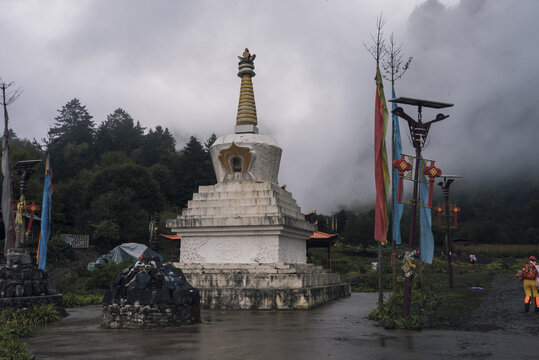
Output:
[167, 49, 349, 309]
[168, 48, 314, 264]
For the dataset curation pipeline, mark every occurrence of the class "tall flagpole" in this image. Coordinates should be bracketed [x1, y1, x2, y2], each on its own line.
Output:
[1, 82, 21, 254]
[365, 14, 389, 311]
[382, 34, 412, 295]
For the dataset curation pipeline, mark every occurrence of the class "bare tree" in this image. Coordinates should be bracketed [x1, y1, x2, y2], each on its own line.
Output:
[364, 13, 387, 65]
[1, 81, 22, 136]
[382, 34, 413, 86]
[1, 80, 22, 252]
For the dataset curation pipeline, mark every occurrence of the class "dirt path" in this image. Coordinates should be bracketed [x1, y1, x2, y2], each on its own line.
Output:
[461, 274, 539, 335]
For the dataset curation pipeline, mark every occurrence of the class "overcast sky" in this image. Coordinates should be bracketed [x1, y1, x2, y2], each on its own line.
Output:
[0, 0, 537, 214]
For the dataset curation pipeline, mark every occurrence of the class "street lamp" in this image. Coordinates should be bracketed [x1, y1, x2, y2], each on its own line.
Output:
[389, 97, 453, 317]
[437, 174, 461, 289]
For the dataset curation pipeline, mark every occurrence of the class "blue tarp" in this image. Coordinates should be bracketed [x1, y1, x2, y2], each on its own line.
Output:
[87, 243, 163, 271]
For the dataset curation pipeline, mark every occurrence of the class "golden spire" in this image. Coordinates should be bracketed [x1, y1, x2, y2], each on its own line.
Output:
[236, 48, 258, 131]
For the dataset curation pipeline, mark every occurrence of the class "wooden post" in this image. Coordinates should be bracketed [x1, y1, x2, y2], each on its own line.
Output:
[328, 242, 332, 271]
[392, 240, 397, 294]
[378, 242, 384, 310]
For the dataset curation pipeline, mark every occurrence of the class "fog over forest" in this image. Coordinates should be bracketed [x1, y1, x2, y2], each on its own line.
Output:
[0, 0, 536, 213]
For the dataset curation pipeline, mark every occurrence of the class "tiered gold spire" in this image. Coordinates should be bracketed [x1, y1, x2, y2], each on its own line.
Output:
[236, 48, 257, 129]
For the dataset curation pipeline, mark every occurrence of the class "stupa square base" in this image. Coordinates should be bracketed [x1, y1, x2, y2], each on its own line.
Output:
[174, 263, 351, 310]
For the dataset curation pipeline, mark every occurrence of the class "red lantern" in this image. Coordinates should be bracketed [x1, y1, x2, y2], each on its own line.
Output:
[422, 161, 442, 208]
[392, 155, 412, 203]
[25, 202, 41, 233]
[433, 205, 444, 228]
[450, 205, 461, 228]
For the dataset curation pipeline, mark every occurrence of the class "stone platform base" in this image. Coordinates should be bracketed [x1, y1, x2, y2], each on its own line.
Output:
[174, 263, 350, 310]
[101, 303, 201, 329]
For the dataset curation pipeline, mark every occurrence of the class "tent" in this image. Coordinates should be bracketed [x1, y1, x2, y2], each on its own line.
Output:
[87, 243, 163, 271]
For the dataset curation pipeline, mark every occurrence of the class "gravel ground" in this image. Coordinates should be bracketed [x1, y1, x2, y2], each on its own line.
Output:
[460, 274, 539, 335]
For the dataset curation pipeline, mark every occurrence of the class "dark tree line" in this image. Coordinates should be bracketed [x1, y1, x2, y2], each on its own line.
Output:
[314, 178, 539, 250]
[5, 98, 216, 249]
[4, 98, 539, 251]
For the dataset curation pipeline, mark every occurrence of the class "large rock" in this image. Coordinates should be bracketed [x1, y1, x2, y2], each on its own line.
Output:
[102, 257, 200, 329]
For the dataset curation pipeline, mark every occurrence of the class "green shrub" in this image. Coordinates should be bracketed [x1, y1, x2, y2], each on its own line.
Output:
[24, 304, 60, 326]
[0, 305, 60, 360]
[59, 262, 130, 296]
[0, 336, 33, 360]
[63, 294, 103, 308]
[368, 289, 425, 330]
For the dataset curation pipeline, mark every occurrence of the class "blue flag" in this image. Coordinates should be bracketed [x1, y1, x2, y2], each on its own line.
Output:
[419, 158, 434, 264]
[392, 85, 403, 245]
[37, 155, 52, 270]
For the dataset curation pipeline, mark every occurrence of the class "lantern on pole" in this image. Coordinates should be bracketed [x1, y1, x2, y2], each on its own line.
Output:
[437, 175, 462, 289]
[450, 205, 461, 228]
[392, 155, 413, 203]
[25, 202, 41, 234]
[422, 161, 442, 208]
[433, 205, 444, 228]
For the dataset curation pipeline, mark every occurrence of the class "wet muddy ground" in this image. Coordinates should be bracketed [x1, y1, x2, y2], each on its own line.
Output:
[27, 275, 537, 359]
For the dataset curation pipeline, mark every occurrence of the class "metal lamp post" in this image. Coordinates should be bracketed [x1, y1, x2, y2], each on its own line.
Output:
[389, 97, 453, 317]
[13, 159, 41, 246]
[149, 214, 160, 252]
[438, 175, 461, 289]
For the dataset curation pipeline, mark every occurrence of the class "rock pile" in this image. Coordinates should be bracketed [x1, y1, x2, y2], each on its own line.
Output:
[102, 256, 200, 329]
[0, 252, 57, 298]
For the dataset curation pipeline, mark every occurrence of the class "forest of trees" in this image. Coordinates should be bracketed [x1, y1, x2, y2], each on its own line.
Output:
[2, 98, 538, 254]
[4, 98, 216, 249]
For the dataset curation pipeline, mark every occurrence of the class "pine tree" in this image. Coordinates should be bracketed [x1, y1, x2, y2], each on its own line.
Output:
[95, 108, 144, 156]
[48, 98, 96, 181]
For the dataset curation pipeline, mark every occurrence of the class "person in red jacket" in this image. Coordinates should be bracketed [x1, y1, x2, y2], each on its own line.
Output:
[521, 256, 539, 312]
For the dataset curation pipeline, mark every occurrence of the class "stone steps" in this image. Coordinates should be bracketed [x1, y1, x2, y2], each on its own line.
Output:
[182, 204, 281, 217]
[189, 197, 277, 207]
[182, 199, 303, 220]
[190, 190, 300, 211]
[171, 216, 315, 231]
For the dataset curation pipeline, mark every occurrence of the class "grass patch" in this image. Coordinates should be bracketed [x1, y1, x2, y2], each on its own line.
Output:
[0, 304, 60, 359]
[453, 244, 539, 259]
[63, 294, 104, 308]
[368, 271, 492, 329]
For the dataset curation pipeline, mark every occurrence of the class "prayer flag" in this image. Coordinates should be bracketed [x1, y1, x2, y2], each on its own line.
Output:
[419, 158, 434, 264]
[374, 66, 390, 244]
[37, 155, 52, 270]
[391, 85, 404, 245]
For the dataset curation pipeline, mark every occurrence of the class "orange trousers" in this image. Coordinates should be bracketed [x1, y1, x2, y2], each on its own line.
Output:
[523, 279, 539, 306]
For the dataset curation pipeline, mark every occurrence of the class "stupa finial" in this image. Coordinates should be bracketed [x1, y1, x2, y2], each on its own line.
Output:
[235, 48, 258, 134]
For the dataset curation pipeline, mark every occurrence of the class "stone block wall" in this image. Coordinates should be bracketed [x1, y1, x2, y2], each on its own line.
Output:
[101, 303, 201, 329]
